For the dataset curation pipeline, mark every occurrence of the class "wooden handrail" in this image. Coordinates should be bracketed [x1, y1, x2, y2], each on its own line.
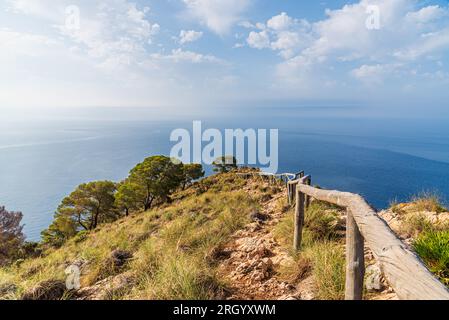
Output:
[237, 170, 449, 300]
[296, 183, 449, 300]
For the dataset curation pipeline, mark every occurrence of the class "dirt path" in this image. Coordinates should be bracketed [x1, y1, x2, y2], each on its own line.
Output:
[216, 178, 400, 301]
[217, 184, 315, 300]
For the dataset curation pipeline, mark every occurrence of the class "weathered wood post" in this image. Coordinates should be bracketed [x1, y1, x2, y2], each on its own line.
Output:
[291, 183, 296, 204]
[304, 176, 312, 208]
[294, 185, 305, 251]
[345, 208, 365, 300]
[295, 171, 305, 179]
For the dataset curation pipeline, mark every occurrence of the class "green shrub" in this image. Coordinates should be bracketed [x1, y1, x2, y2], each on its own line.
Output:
[305, 202, 341, 241]
[413, 231, 449, 286]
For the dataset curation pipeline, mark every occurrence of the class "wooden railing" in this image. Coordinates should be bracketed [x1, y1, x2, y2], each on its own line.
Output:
[239, 170, 449, 300]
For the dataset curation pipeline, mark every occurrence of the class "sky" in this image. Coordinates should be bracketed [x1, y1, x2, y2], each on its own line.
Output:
[1, 0, 449, 115]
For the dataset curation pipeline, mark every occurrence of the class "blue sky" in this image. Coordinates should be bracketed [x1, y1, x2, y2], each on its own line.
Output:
[1, 0, 449, 115]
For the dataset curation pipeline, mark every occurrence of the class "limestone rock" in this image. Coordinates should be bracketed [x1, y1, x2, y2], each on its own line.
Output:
[365, 264, 384, 292]
[0, 283, 17, 296]
[109, 250, 133, 268]
[76, 272, 136, 300]
[21, 280, 67, 300]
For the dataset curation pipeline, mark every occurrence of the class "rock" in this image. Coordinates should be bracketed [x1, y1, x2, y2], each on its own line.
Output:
[21, 280, 67, 300]
[0, 283, 17, 296]
[67, 258, 89, 271]
[247, 223, 262, 232]
[249, 211, 269, 222]
[278, 294, 299, 300]
[260, 194, 272, 202]
[260, 258, 273, 273]
[365, 264, 384, 292]
[300, 291, 314, 300]
[250, 271, 265, 281]
[76, 272, 136, 300]
[205, 246, 231, 264]
[109, 250, 133, 268]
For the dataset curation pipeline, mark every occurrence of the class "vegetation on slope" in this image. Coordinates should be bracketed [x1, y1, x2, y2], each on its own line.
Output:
[273, 200, 346, 300]
[414, 231, 449, 286]
[2, 161, 449, 301]
[388, 193, 449, 288]
[0, 171, 261, 300]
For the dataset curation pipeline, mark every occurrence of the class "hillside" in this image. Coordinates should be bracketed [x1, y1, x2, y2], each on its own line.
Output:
[0, 170, 448, 300]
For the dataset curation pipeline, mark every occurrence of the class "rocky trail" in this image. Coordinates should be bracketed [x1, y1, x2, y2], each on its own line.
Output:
[216, 185, 315, 300]
[215, 178, 401, 301]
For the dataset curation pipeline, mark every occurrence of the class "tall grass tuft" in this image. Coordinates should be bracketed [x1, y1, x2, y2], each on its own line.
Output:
[411, 191, 447, 213]
[304, 202, 341, 241]
[304, 241, 345, 300]
[413, 230, 449, 286]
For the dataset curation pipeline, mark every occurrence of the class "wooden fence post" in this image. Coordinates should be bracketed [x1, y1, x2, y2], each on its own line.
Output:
[291, 183, 296, 205]
[294, 186, 305, 251]
[305, 176, 312, 208]
[345, 208, 365, 300]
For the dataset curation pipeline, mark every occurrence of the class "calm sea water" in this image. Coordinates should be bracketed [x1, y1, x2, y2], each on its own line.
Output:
[2, 107, 449, 241]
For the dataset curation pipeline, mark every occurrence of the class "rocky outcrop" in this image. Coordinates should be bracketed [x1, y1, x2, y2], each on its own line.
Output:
[21, 280, 67, 300]
[76, 271, 136, 300]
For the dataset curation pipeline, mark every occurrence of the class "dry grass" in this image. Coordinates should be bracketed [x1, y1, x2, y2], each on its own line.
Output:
[0, 172, 259, 300]
[389, 192, 449, 238]
[411, 192, 447, 213]
[400, 213, 438, 238]
[304, 241, 345, 300]
[277, 256, 312, 284]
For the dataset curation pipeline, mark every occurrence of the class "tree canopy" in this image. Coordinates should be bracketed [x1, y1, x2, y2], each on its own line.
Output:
[128, 156, 184, 210]
[41, 156, 205, 247]
[42, 181, 117, 246]
[115, 180, 145, 216]
[182, 163, 205, 189]
[212, 156, 238, 173]
[0, 206, 25, 266]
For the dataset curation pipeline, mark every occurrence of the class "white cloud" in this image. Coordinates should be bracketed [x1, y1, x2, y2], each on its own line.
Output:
[247, 30, 270, 49]
[154, 48, 224, 64]
[4, 0, 449, 107]
[406, 5, 446, 24]
[251, 1, 449, 87]
[182, 0, 251, 35]
[238, 21, 255, 29]
[5, 0, 160, 71]
[0, 0, 232, 108]
[271, 31, 301, 59]
[267, 12, 293, 31]
[5, 0, 58, 18]
[0, 28, 58, 57]
[245, 12, 311, 58]
[394, 28, 449, 60]
[179, 30, 203, 44]
[59, 2, 160, 71]
[351, 64, 400, 84]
